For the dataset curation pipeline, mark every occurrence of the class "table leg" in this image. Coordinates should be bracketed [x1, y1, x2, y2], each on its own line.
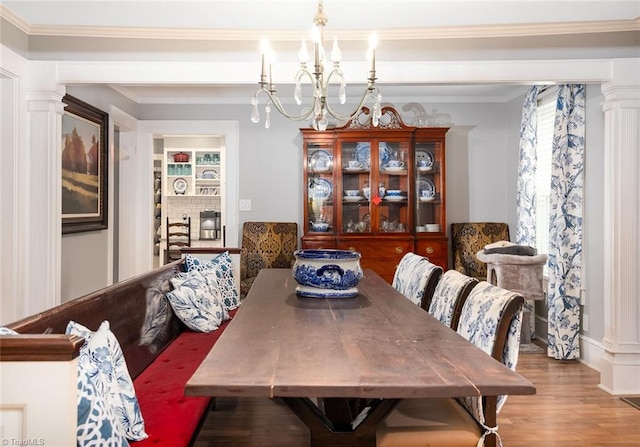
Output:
[281, 397, 399, 447]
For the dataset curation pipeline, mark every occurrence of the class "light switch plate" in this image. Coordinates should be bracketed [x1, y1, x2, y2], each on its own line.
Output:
[239, 199, 251, 211]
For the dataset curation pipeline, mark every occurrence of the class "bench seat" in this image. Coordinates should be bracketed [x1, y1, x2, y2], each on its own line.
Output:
[1, 255, 241, 446]
[133, 311, 235, 446]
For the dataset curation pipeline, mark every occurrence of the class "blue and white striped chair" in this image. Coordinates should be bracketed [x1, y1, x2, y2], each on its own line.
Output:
[377, 282, 525, 447]
[427, 270, 478, 330]
[392, 252, 443, 310]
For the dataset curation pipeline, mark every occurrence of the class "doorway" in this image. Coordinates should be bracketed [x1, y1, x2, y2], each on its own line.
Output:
[131, 120, 239, 278]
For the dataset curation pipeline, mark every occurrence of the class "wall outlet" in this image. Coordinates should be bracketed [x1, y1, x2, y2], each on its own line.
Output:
[239, 199, 251, 211]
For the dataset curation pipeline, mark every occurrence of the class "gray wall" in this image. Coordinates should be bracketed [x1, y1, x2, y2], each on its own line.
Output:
[65, 84, 606, 344]
[60, 85, 137, 302]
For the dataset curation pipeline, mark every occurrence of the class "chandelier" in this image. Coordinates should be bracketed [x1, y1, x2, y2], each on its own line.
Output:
[250, 0, 382, 131]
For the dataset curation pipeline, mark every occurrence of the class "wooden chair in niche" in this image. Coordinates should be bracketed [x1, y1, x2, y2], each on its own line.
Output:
[427, 270, 478, 330]
[239, 222, 298, 298]
[377, 282, 525, 447]
[391, 252, 443, 311]
[451, 222, 510, 280]
[165, 217, 191, 264]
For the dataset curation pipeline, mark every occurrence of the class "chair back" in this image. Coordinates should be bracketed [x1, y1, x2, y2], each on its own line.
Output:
[455, 281, 524, 424]
[239, 222, 298, 297]
[165, 217, 191, 263]
[451, 222, 510, 279]
[427, 270, 478, 330]
[392, 252, 443, 310]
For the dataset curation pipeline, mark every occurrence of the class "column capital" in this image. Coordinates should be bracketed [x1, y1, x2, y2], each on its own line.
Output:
[602, 58, 640, 103]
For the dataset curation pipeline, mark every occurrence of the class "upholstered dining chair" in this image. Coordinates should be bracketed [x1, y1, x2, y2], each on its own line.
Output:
[377, 281, 525, 447]
[392, 252, 443, 310]
[451, 222, 510, 280]
[427, 269, 478, 330]
[239, 221, 298, 298]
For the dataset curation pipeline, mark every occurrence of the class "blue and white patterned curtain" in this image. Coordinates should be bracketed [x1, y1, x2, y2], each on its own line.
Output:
[516, 86, 542, 340]
[547, 84, 585, 360]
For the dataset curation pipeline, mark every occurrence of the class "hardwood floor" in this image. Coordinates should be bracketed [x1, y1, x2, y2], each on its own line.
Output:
[193, 344, 640, 446]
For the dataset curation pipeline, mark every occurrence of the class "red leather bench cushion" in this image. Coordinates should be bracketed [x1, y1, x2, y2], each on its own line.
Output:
[132, 310, 235, 446]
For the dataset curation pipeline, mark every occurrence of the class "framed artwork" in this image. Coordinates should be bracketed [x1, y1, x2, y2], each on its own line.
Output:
[61, 94, 108, 234]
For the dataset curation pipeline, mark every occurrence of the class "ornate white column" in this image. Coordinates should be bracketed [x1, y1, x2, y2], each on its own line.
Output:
[600, 58, 640, 395]
[24, 62, 65, 314]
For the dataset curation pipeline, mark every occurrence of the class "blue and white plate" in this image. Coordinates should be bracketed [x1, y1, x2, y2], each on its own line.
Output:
[416, 149, 434, 170]
[295, 285, 359, 298]
[354, 142, 391, 168]
[310, 177, 333, 200]
[417, 178, 436, 198]
[309, 149, 333, 172]
[202, 169, 219, 179]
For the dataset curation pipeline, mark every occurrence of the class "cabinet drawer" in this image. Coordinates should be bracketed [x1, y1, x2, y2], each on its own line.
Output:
[337, 240, 413, 259]
[302, 238, 337, 250]
[415, 240, 448, 269]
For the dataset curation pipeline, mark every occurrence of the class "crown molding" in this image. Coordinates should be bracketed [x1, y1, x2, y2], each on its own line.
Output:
[0, 4, 30, 33]
[1, 4, 637, 42]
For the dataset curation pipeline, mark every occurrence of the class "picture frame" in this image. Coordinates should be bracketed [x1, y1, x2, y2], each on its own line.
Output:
[61, 94, 108, 234]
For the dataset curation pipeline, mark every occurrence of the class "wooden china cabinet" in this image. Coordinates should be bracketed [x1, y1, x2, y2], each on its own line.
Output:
[301, 106, 449, 283]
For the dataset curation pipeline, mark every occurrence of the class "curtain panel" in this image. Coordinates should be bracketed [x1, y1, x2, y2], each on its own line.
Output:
[547, 84, 585, 360]
[516, 86, 542, 341]
[516, 86, 541, 246]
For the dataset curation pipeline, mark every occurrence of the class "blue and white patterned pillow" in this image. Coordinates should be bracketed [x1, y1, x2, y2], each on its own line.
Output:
[67, 320, 148, 441]
[184, 252, 240, 310]
[0, 327, 18, 335]
[77, 348, 130, 446]
[166, 270, 225, 332]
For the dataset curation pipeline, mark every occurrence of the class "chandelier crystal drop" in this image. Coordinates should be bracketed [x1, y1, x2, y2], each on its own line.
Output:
[250, 0, 382, 131]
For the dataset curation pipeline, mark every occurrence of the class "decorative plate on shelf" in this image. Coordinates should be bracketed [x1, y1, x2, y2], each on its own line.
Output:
[309, 177, 333, 200]
[353, 142, 391, 169]
[202, 169, 219, 179]
[173, 178, 188, 195]
[309, 149, 333, 172]
[417, 178, 436, 199]
[354, 143, 371, 168]
[416, 149, 434, 169]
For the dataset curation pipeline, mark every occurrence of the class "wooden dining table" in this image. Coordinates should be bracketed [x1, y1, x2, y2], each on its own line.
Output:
[185, 268, 536, 447]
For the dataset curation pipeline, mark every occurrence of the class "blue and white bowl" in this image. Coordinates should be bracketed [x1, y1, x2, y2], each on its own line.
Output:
[293, 249, 363, 291]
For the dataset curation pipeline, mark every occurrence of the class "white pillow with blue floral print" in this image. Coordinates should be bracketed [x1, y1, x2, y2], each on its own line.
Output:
[76, 344, 130, 447]
[172, 270, 229, 322]
[166, 270, 226, 332]
[0, 327, 18, 335]
[184, 252, 240, 310]
[66, 320, 148, 441]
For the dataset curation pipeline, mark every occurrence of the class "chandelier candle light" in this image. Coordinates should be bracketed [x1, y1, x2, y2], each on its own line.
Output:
[250, 0, 382, 131]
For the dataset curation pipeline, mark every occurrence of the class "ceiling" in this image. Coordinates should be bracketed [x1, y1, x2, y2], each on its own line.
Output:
[2, 1, 639, 104]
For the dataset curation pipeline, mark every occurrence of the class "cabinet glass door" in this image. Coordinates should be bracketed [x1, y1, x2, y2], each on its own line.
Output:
[340, 141, 372, 233]
[414, 138, 444, 234]
[306, 143, 335, 234]
[377, 140, 411, 234]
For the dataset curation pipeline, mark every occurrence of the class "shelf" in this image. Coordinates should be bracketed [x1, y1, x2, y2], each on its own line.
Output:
[164, 148, 224, 197]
